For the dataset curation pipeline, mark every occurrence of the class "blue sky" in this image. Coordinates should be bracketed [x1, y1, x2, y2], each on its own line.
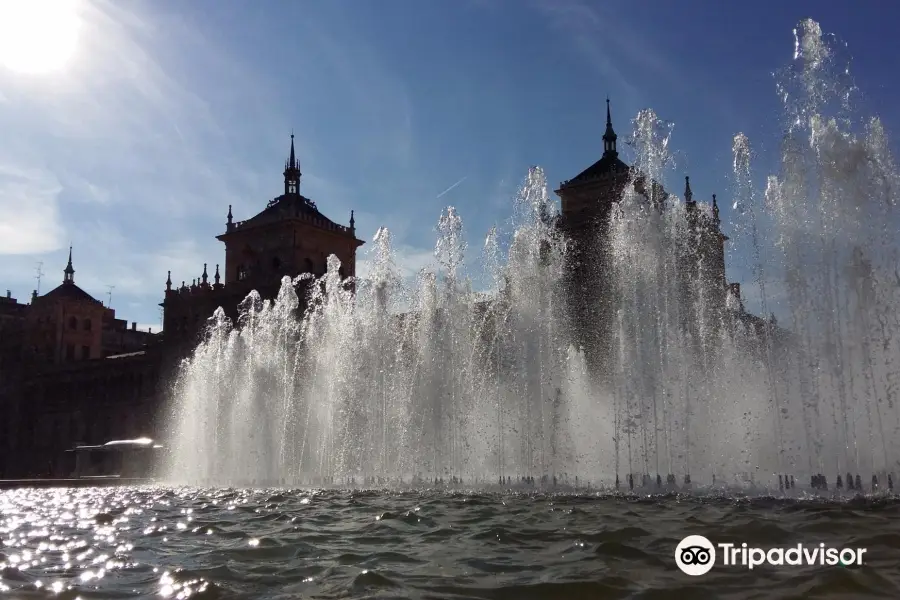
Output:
[1, 0, 898, 330]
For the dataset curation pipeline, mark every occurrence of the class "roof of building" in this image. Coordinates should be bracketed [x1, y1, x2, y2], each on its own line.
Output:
[40, 282, 104, 306]
[238, 193, 344, 231]
[565, 154, 631, 186]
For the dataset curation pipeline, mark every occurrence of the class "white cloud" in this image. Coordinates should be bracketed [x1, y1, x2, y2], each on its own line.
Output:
[0, 164, 65, 254]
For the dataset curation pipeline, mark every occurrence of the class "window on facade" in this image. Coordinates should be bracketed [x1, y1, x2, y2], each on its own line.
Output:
[84, 319, 92, 331]
[66, 344, 74, 360]
[68, 316, 77, 329]
[82, 345, 90, 360]
[237, 265, 247, 280]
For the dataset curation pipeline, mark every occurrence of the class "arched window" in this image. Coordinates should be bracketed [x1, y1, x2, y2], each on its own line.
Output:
[237, 265, 248, 281]
[68, 316, 77, 329]
[83, 319, 92, 331]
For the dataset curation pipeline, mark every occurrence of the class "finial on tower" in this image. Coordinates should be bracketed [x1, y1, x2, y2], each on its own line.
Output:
[227, 204, 233, 224]
[202, 263, 208, 285]
[603, 97, 618, 158]
[63, 245, 75, 284]
[350, 209, 355, 231]
[214, 264, 221, 286]
[684, 176, 693, 203]
[166, 270, 172, 292]
[712, 193, 720, 223]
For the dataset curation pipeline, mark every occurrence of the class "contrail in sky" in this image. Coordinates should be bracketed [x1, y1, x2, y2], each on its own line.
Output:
[436, 176, 468, 199]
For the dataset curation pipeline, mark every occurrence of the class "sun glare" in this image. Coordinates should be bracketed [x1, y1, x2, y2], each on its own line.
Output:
[0, 0, 80, 75]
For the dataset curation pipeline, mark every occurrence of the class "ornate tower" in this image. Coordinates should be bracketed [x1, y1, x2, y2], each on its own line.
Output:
[162, 134, 364, 350]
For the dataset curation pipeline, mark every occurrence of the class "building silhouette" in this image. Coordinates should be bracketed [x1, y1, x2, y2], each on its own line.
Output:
[0, 251, 159, 478]
[160, 134, 363, 359]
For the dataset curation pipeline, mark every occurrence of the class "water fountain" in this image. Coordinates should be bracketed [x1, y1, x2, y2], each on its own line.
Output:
[164, 19, 900, 494]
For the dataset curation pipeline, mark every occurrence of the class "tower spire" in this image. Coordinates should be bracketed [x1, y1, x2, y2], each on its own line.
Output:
[63, 245, 75, 284]
[684, 176, 693, 203]
[289, 131, 296, 169]
[284, 132, 301, 195]
[603, 97, 618, 158]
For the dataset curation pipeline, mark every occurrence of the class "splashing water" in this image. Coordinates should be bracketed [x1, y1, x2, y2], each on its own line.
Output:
[164, 20, 900, 494]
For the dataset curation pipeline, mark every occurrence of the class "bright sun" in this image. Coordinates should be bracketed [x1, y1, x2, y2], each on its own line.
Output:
[0, 0, 80, 75]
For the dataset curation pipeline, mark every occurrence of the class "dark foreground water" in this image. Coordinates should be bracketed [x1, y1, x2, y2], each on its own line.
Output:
[1, 487, 899, 599]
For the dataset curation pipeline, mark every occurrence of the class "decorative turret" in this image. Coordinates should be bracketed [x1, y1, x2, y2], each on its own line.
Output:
[284, 133, 301, 195]
[201, 263, 208, 286]
[214, 264, 221, 286]
[227, 205, 233, 231]
[602, 97, 618, 158]
[684, 176, 694, 204]
[63, 245, 75, 285]
[350, 210, 355, 232]
[166, 270, 172, 292]
[712, 194, 720, 224]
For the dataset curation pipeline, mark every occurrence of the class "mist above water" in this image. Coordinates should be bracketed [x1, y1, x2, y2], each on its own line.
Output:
[164, 19, 900, 493]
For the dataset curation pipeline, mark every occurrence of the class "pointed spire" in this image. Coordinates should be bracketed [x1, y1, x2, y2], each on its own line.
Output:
[166, 270, 172, 292]
[214, 264, 221, 286]
[63, 245, 75, 284]
[350, 209, 355, 231]
[284, 132, 301, 195]
[201, 263, 208, 285]
[289, 131, 296, 169]
[603, 97, 618, 158]
[712, 193, 720, 224]
[684, 176, 693, 203]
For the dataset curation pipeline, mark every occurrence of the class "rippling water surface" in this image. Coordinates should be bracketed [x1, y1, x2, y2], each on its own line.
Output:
[1, 486, 899, 599]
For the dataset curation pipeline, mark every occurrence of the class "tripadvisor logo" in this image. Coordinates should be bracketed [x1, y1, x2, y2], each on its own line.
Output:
[675, 535, 867, 576]
[676, 535, 716, 576]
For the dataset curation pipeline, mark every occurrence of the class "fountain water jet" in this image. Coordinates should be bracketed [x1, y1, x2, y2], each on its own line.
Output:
[164, 19, 900, 495]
